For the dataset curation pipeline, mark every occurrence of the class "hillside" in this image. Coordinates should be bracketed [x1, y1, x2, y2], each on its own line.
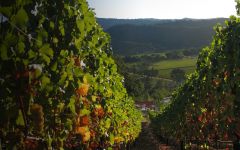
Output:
[97, 18, 177, 30]
[97, 18, 226, 55]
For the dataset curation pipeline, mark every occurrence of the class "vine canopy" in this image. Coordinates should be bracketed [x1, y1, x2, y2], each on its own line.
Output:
[0, 0, 142, 149]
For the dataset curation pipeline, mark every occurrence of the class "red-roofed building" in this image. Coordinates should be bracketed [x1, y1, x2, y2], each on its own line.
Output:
[135, 101, 156, 111]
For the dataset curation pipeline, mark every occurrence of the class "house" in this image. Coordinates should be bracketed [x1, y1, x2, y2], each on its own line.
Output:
[135, 101, 156, 111]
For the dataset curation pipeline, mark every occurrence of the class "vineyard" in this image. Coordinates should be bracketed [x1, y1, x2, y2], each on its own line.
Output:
[0, 0, 142, 149]
[1, 0, 240, 150]
[151, 15, 240, 149]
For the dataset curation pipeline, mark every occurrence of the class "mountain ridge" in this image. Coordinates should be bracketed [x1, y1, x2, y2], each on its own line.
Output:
[96, 18, 227, 55]
[97, 17, 227, 30]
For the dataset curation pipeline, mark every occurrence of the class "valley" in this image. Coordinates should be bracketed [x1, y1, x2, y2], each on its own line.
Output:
[97, 18, 225, 102]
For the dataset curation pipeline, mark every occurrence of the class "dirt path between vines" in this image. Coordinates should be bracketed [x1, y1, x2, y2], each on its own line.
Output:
[130, 122, 174, 150]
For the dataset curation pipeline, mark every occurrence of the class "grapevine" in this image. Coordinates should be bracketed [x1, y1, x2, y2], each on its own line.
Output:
[0, 0, 142, 149]
[151, 16, 240, 147]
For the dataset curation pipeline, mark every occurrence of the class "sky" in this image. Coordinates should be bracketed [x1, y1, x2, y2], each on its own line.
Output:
[87, 0, 237, 19]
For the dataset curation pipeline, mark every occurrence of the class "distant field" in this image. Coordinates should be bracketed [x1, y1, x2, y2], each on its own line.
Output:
[151, 57, 197, 70]
[156, 66, 196, 79]
[151, 57, 197, 79]
[126, 57, 197, 79]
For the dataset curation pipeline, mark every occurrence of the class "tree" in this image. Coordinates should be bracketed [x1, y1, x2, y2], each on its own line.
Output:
[0, 0, 142, 149]
[166, 51, 183, 59]
[113, 55, 127, 75]
[182, 48, 200, 56]
[124, 74, 144, 98]
[170, 68, 185, 82]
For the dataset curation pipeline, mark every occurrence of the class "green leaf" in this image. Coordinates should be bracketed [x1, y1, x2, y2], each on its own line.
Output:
[76, 19, 85, 32]
[80, 108, 90, 116]
[64, 4, 74, 17]
[47, 135, 53, 149]
[28, 49, 36, 59]
[39, 44, 53, 57]
[16, 109, 25, 126]
[60, 50, 68, 57]
[41, 75, 50, 87]
[39, 44, 53, 64]
[73, 68, 83, 77]
[0, 7, 12, 17]
[81, 2, 88, 13]
[5, 32, 17, 46]
[50, 21, 55, 29]
[59, 72, 67, 84]
[83, 75, 88, 84]
[68, 97, 76, 114]
[14, 8, 28, 26]
[51, 62, 57, 71]
[91, 95, 97, 102]
[33, 67, 42, 78]
[64, 80, 69, 88]
[105, 118, 111, 129]
[23, 58, 29, 65]
[59, 20, 65, 36]
[42, 54, 51, 64]
[36, 36, 43, 47]
[0, 44, 8, 60]
[37, 16, 45, 27]
[53, 37, 58, 44]
[83, 73, 94, 84]
[74, 38, 82, 49]
[17, 42, 25, 54]
[65, 119, 73, 131]
[109, 134, 114, 145]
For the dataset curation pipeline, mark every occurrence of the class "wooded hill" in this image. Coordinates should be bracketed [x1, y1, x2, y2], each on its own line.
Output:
[97, 18, 226, 55]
